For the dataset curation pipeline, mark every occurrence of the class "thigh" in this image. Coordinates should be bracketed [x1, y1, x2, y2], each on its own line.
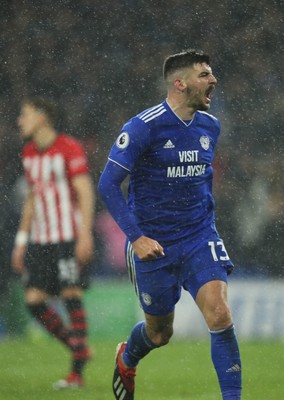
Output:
[195, 279, 229, 312]
[56, 242, 82, 290]
[195, 280, 232, 330]
[56, 241, 91, 291]
[25, 242, 87, 296]
[25, 244, 59, 295]
[183, 264, 229, 300]
[181, 230, 233, 299]
[126, 241, 181, 316]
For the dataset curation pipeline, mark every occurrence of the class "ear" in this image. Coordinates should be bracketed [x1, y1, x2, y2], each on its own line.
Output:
[174, 78, 186, 92]
[38, 112, 49, 126]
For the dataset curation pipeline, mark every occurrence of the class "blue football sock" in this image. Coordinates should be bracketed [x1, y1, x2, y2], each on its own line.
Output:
[210, 324, 242, 400]
[122, 321, 158, 368]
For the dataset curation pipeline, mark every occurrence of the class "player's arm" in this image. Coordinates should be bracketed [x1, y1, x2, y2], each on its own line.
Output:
[11, 188, 34, 273]
[71, 173, 95, 266]
[98, 160, 164, 260]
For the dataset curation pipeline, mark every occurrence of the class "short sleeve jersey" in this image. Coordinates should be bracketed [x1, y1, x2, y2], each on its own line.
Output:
[23, 133, 89, 244]
[108, 100, 221, 243]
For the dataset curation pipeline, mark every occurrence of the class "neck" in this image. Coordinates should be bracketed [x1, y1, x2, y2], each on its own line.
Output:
[33, 126, 57, 150]
[166, 96, 195, 120]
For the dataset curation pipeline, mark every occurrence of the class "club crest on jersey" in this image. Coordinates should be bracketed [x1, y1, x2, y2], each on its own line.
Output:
[199, 135, 210, 150]
[116, 132, 130, 149]
[141, 292, 152, 306]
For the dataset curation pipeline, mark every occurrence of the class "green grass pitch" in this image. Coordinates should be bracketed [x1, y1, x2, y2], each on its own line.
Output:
[1, 337, 283, 399]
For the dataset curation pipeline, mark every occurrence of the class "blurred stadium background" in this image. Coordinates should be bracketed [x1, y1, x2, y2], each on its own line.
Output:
[0, 0, 283, 347]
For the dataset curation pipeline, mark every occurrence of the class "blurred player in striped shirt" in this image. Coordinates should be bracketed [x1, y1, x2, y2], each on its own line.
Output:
[11, 96, 95, 389]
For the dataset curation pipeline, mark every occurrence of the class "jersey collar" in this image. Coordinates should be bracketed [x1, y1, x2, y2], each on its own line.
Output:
[163, 100, 195, 127]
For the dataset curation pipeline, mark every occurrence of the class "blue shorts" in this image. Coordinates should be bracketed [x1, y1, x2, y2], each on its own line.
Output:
[126, 227, 234, 316]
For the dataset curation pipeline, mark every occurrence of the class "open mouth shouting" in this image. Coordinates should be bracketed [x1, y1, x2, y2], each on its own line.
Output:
[205, 86, 214, 103]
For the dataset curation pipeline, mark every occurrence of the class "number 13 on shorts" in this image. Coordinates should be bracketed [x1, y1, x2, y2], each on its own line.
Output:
[208, 240, 230, 262]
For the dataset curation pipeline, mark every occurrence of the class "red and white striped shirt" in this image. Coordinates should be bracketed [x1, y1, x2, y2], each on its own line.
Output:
[22, 133, 89, 244]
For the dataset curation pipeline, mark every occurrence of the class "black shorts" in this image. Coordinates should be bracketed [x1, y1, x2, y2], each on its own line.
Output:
[24, 241, 90, 295]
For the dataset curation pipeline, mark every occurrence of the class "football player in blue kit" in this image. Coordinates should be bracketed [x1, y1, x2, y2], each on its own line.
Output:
[98, 49, 242, 400]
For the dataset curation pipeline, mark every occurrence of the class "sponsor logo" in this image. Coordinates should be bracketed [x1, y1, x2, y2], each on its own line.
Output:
[116, 132, 130, 149]
[199, 135, 210, 150]
[113, 376, 127, 399]
[163, 140, 175, 149]
[226, 364, 241, 373]
[167, 164, 206, 178]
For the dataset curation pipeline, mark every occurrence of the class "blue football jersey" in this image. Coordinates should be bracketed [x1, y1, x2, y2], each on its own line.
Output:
[108, 100, 221, 243]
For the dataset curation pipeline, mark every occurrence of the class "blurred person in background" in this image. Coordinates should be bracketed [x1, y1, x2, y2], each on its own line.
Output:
[99, 50, 241, 400]
[11, 96, 95, 389]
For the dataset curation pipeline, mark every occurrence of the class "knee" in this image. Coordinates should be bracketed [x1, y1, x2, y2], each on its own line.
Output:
[25, 288, 49, 305]
[61, 286, 82, 299]
[147, 325, 174, 347]
[206, 303, 232, 331]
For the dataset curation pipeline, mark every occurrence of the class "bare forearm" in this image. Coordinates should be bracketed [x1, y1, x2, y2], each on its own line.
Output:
[12, 189, 34, 270]
[18, 190, 34, 233]
[73, 174, 95, 235]
[72, 174, 95, 265]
